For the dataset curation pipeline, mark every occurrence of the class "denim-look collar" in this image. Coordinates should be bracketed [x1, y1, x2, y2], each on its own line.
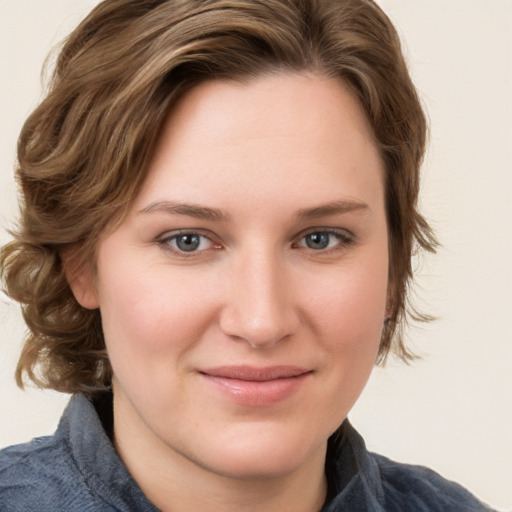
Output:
[60, 393, 159, 511]
[321, 419, 385, 511]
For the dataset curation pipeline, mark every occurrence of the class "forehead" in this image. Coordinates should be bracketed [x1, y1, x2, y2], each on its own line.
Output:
[133, 72, 384, 216]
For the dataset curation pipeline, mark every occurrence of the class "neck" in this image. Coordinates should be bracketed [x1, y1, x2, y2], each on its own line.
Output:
[129, 457, 328, 512]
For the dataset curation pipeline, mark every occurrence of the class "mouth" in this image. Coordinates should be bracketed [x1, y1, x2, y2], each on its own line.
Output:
[199, 365, 312, 406]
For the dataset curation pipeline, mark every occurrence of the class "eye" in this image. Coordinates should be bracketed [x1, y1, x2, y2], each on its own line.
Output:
[295, 230, 354, 252]
[159, 231, 217, 254]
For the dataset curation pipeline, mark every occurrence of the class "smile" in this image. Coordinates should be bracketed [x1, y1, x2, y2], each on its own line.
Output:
[199, 366, 312, 406]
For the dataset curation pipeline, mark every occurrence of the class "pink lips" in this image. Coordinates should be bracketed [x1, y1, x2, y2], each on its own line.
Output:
[199, 365, 311, 406]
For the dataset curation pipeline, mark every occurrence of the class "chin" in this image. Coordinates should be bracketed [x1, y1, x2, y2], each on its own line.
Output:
[185, 423, 328, 481]
[205, 450, 310, 481]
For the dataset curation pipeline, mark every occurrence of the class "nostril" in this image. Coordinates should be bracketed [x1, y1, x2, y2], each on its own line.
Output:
[219, 308, 300, 349]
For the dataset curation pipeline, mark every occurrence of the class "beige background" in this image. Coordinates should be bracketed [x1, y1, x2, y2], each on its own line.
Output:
[1, 1, 511, 510]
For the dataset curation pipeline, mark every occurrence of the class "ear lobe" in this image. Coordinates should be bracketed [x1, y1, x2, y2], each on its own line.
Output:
[60, 247, 99, 310]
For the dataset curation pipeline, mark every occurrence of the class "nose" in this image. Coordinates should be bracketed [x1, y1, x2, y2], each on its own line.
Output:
[219, 250, 300, 349]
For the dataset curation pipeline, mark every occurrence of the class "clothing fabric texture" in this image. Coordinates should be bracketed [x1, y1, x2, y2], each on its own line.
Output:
[0, 392, 495, 511]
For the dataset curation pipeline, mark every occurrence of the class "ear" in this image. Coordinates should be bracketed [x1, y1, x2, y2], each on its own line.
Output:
[60, 246, 100, 310]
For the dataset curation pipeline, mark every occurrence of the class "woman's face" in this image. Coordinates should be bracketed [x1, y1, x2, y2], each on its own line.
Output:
[75, 73, 389, 480]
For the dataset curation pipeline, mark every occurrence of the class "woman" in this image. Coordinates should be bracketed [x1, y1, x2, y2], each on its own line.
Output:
[0, 0, 497, 510]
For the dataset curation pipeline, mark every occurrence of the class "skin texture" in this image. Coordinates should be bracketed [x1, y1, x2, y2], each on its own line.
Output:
[70, 72, 390, 512]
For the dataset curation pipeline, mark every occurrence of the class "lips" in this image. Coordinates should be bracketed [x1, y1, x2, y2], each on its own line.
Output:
[199, 365, 312, 406]
[201, 365, 310, 381]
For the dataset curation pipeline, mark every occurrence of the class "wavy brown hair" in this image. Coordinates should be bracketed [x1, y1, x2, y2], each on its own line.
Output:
[1, 0, 436, 394]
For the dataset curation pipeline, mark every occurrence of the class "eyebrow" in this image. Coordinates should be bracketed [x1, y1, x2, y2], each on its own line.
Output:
[139, 201, 230, 222]
[139, 198, 369, 222]
[295, 199, 370, 221]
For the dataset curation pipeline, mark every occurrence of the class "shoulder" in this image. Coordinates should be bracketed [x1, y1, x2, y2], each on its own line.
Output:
[0, 428, 115, 512]
[0, 433, 69, 484]
[0, 393, 157, 512]
[324, 422, 496, 512]
[371, 453, 496, 511]
[0, 435, 85, 511]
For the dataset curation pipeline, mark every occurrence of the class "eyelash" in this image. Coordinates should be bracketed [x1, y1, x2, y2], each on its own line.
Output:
[158, 230, 220, 256]
[293, 229, 355, 254]
[157, 228, 355, 257]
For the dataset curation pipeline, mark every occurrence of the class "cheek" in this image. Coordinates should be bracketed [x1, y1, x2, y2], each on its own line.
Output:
[307, 256, 388, 402]
[312, 272, 387, 422]
[311, 262, 388, 343]
[97, 268, 201, 403]
[321, 292, 384, 370]
[97, 256, 219, 363]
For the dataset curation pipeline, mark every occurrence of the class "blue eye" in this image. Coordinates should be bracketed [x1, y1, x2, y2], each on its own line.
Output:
[174, 234, 202, 252]
[298, 230, 352, 251]
[304, 232, 331, 250]
[161, 232, 214, 253]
